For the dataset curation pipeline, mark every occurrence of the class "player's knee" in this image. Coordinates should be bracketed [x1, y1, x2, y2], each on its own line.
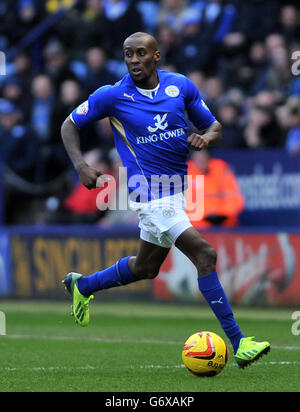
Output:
[144, 268, 160, 279]
[205, 245, 217, 266]
[195, 243, 217, 274]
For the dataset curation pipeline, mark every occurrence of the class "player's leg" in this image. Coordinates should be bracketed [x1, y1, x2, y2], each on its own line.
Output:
[175, 226, 270, 367]
[175, 226, 244, 352]
[74, 238, 170, 295]
[128, 239, 171, 280]
[63, 239, 169, 326]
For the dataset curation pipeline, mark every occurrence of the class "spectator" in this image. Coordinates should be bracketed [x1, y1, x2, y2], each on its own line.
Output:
[239, 42, 270, 95]
[157, 0, 191, 34]
[102, 0, 144, 61]
[252, 90, 281, 111]
[50, 79, 83, 144]
[8, 0, 45, 47]
[136, 0, 160, 34]
[30, 74, 70, 183]
[43, 40, 78, 89]
[186, 149, 245, 229]
[231, 0, 280, 43]
[0, 98, 38, 182]
[264, 33, 286, 55]
[1, 76, 30, 122]
[219, 3, 280, 89]
[263, 46, 293, 97]
[244, 103, 284, 148]
[195, 0, 238, 74]
[11, 52, 35, 96]
[218, 31, 249, 89]
[156, 23, 180, 69]
[224, 87, 245, 108]
[56, 0, 111, 61]
[0, 97, 41, 224]
[202, 76, 224, 114]
[216, 100, 246, 148]
[278, 4, 300, 45]
[30, 73, 55, 141]
[175, 14, 204, 74]
[83, 47, 119, 95]
[0, 0, 16, 50]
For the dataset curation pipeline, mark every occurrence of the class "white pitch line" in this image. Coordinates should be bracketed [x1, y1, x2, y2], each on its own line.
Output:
[1, 362, 299, 374]
[138, 361, 300, 370]
[3, 333, 300, 351]
[138, 364, 186, 369]
[0, 365, 96, 372]
[4, 333, 182, 346]
[271, 345, 300, 351]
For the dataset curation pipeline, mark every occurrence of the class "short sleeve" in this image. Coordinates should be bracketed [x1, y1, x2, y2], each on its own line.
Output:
[71, 85, 114, 129]
[184, 78, 216, 131]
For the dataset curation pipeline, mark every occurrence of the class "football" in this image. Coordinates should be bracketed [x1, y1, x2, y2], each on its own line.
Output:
[182, 331, 229, 377]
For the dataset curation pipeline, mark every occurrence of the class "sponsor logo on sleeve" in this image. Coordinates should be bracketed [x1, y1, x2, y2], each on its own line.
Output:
[76, 100, 89, 115]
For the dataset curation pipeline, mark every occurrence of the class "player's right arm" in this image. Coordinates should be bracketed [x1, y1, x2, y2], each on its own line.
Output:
[61, 85, 114, 189]
[61, 116, 102, 189]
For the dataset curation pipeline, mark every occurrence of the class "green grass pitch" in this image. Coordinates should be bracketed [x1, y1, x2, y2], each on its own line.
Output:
[0, 301, 299, 392]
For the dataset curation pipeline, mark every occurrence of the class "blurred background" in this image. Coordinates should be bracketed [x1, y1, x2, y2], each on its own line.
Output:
[0, 0, 300, 306]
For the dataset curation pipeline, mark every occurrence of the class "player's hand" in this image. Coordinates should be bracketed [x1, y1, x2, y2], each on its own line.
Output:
[76, 163, 103, 190]
[187, 133, 209, 151]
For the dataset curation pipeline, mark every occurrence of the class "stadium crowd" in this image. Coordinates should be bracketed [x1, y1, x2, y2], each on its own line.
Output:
[0, 0, 300, 224]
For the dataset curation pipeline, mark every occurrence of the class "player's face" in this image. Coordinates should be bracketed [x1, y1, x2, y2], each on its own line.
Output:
[123, 37, 160, 88]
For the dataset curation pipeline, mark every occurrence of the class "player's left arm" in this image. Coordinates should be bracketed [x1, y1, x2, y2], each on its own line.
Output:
[187, 120, 222, 151]
[184, 76, 222, 150]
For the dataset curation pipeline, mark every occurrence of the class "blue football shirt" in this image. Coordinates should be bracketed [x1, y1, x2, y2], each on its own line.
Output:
[71, 69, 216, 201]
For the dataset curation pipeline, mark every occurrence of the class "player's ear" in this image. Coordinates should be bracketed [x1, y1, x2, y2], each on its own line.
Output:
[154, 50, 161, 63]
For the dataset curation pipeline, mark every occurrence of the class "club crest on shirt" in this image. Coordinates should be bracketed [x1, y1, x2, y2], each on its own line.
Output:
[165, 85, 179, 97]
[76, 100, 89, 115]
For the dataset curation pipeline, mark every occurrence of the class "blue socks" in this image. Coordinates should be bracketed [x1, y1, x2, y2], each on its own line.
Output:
[198, 272, 245, 353]
[77, 256, 137, 297]
[77, 261, 243, 353]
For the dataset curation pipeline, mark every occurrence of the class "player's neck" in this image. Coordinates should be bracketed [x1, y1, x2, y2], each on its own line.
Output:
[133, 71, 159, 90]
